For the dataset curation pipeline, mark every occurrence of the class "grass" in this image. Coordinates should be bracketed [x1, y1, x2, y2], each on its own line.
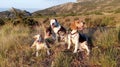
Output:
[89, 27, 120, 67]
[0, 15, 120, 67]
[0, 24, 32, 67]
[51, 52, 73, 67]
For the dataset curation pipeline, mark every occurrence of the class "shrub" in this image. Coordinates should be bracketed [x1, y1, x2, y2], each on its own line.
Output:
[23, 18, 38, 26]
[12, 18, 38, 27]
[0, 19, 5, 26]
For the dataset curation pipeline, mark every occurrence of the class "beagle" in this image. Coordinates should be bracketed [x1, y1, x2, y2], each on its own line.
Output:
[67, 19, 90, 55]
[46, 19, 66, 42]
[31, 34, 50, 56]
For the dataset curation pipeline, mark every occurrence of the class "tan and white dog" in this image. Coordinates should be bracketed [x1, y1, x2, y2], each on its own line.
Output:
[67, 19, 90, 55]
[31, 34, 50, 56]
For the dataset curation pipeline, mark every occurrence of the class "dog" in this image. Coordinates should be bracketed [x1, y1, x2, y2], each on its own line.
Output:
[31, 34, 50, 56]
[67, 19, 90, 55]
[46, 19, 66, 42]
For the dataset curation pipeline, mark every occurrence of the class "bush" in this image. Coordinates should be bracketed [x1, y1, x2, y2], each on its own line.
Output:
[12, 18, 38, 27]
[0, 19, 5, 26]
[23, 18, 38, 26]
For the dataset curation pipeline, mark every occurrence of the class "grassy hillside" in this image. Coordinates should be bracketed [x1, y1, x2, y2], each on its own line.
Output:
[0, 12, 120, 67]
[32, 0, 120, 16]
[0, 21, 120, 67]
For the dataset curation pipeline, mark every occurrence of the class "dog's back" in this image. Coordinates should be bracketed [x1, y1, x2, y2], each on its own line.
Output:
[79, 33, 87, 43]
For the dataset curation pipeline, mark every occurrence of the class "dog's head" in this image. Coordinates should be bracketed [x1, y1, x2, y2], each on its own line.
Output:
[33, 34, 40, 39]
[33, 34, 43, 42]
[70, 19, 86, 30]
[50, 19, 59, 28]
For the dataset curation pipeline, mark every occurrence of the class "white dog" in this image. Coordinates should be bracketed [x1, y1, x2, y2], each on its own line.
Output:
[67, 20, 90, 55]
[46, 19, 66, 42]
[31, 34, 50, 56]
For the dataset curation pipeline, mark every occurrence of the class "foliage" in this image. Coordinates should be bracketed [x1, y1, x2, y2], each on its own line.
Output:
[0, 18, 5, 26]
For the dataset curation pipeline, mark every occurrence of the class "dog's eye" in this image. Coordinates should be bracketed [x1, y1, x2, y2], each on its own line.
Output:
[77, 22, 79, 23]
[83, 22, 85, 24]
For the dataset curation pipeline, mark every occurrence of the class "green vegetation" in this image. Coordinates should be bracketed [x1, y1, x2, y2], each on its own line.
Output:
[0, 18, 5, 26]
[8, 8, 38, 27]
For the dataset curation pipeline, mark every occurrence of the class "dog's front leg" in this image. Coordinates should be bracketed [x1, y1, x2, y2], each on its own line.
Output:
[47, 50, 50, 55]
[82, 41, 90, 55]
[31, 41, 36, 48]
[36, 51, 39, 57]
[44, 43, 50, 55]
[56, 34, 61, 42]
[67, 34, 71, 49]
[73, 40, 79, 53]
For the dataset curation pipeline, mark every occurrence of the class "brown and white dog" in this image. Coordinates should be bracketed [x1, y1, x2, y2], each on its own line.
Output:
[46, 19, 66, 42]
[31, 34, 50, 56]
[67, 19, 90, 55]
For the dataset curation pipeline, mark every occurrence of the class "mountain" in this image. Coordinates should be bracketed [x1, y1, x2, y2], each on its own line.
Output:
[0, 8, 31, 18]
[32, 0, 120, 16]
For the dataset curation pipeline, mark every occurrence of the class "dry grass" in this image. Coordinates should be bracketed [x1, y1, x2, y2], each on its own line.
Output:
[0, 14, 120, 67]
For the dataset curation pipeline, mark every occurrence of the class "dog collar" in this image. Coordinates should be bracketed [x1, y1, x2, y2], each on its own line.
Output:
[70, 31, 78, 35]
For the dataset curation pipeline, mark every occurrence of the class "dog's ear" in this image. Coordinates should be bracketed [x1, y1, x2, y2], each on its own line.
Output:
[54, 18, 57, 22]
[70, 21, 77, 30]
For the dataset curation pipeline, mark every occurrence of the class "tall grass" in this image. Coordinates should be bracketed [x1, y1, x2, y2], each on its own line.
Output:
[51, 52, 72, 67]
[0, 24, 32, 67]
[0, 19, 120, 67]
[89, 27, 120, 67]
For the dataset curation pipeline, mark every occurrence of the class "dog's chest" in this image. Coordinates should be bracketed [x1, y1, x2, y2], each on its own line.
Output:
[36, 42, 46, 50]
[70, 33, 79, 43]
[53, 26, 61, 33]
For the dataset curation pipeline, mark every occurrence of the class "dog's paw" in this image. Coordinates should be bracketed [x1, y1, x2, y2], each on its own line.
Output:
[67, 47, 70, 49]
[73, 51, 77, 53]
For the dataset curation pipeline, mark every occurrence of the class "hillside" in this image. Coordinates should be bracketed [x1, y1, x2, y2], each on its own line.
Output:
[0, 8, 31, 18]
[32, 0, 120, 16]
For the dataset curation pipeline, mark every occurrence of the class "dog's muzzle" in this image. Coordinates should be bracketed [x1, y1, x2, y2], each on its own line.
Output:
[51, 23, 55, 28]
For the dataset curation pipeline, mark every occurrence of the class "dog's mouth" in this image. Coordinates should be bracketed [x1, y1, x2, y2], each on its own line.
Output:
[37, 40, 43, 43]
[51, 23, 57, 28]
[77, 27, 84, 30]
[51, 25, 55, 28]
